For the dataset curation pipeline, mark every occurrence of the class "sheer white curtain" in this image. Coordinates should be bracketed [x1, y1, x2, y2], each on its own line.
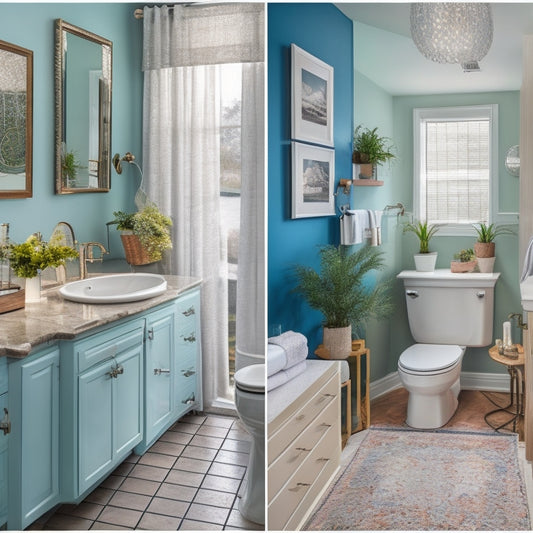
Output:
[142, 3, 264, 409]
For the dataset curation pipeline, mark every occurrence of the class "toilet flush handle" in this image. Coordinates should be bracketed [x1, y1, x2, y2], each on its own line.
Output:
[406, 290, 419, 299]
[476, 291, 486, 299]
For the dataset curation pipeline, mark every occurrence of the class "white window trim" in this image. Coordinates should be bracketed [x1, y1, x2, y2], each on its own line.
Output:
[413, 104, 509, 237]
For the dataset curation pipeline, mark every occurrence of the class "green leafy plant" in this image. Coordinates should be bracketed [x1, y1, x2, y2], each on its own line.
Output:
[9, 235, 78, 278]
[112, 204, 172, 262]
[292, 245, 393, 334]
[473, 222, 514, 243]
[352, 126, 395, 165]
[403, 220, 439, 254]
[454, 248, 476, 262]
[61, 146, 83, 186]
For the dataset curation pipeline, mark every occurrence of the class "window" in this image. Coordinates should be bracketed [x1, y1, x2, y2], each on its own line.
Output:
[413, 105, 498, 235]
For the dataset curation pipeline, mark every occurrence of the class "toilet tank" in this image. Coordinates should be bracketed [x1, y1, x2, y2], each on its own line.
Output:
[397, 270, 500, 347]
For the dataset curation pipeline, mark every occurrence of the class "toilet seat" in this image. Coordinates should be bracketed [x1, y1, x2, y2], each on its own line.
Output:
[235, 364, 265, 393]
[399, 344, 463, 373]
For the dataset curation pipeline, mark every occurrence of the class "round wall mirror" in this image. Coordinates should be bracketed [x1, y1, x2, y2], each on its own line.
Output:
[505, 145, 520, 177]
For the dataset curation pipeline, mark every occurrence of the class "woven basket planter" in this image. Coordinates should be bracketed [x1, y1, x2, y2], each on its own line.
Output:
[120, 233, 155, 266]
[323, 325, 352, 359]
[474, 242, 495, 258]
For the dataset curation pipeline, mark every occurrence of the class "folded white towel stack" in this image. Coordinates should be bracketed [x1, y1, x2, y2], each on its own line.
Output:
[267, 330, 309, 391]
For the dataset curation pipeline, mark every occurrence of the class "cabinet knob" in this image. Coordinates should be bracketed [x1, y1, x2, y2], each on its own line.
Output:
[182, 333, 196, 343]
[147, 328, 154, 340]
[106, 363, 124, 379]
[182, 307, 195, 317]
[0, 408, 10, 436]
[181, 368, 196, 377]
[154, 368, 171, 375]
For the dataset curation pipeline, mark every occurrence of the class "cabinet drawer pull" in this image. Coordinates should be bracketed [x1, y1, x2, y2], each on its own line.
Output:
[106, 364, 124, 379]
[147, 328, 154, 340]
[182, 306, 195, 317]
[181, 368, 196, 377]
[295, 414, 305, 421]
[0, 408, 10, 436]
[323, 393, 336, 398]
[154, 368, 171, 375]
[295, 447, 311, 452]
[288, 482, 311, 492]
[182, 394, 195, 405]
[319, 423, 332, 429]
[182, 333, 196, 343]
[317, 457, 330, 462]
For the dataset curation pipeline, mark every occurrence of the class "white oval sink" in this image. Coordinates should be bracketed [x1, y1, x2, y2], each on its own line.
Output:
[59, 274, 167, 304]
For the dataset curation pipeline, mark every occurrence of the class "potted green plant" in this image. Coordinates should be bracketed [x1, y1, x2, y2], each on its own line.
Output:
[352, 125, 395, 178]
[403, 220, 440, 272]
[451, 248, 477, 273]
[9, 235, 78, 302]
[472, 222, 514, 273]
[293, 245, 393, 358]
[112, 204, 172, 265]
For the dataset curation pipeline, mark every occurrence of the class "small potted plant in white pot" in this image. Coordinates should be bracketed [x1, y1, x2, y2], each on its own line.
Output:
[403, 220, 439, 272]
[451, 248, 477, 273]
[472, 222, 514, 273]
[293, 245, 393, 358]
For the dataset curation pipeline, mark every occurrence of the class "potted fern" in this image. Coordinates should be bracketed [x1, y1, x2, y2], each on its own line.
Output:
[472, 222, 514, 273]
[352, 125, 395, 178]
[293, 245, 392, 358]
[403, 220, 440, 272]
[112, 204, 172, 265]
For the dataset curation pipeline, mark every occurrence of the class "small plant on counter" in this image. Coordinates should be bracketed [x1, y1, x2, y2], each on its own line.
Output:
[454, 248, 475, 263]
[112, 204, 172, 263]
[451, 248, 477, 273]
[403, 220, 439, 254]
[9, 234, 78, 278]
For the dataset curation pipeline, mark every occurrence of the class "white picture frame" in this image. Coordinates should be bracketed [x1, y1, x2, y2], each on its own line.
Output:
[291, 43, 334, 147]
[292, 141, 335, 219]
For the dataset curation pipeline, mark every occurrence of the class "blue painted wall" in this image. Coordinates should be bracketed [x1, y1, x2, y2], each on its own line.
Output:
[0, 3, 143, 256]
[268, 3, 353, 354]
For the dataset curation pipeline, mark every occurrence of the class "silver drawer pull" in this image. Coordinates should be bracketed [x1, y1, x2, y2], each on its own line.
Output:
[295, 447, 311, 452]
[319, 423, 332, 429]
[323, 393, 335, 398]
[0, 408, 10, 436]
[147, 328, 154, 340]
[182, 333, 196, 343]
[288, 482, 311, 492]
[182, 306, 195, 317]
[106, 363, 124, 379]
[317, 457, 330, 462]
[182, 369, 196, 377]
[154, 368, 171, 375]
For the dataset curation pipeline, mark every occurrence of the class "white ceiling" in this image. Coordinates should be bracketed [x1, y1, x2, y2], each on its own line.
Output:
[335, 3, 533, 95]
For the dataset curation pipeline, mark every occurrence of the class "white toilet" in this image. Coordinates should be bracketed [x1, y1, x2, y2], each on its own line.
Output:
[397, 270, 500, 429]
[234, 363, 265, 525]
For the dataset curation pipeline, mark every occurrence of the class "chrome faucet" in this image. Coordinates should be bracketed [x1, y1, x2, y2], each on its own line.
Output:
[79, 242, 108, 279]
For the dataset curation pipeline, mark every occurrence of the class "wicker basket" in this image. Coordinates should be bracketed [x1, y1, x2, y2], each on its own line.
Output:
[120, 234, 155, 266]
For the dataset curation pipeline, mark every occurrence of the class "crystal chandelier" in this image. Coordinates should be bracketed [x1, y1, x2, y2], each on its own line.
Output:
[410, 3, 493, 70]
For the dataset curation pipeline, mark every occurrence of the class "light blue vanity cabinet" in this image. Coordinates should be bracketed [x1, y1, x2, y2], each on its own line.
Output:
[60, 318, 145, 500]
[7, 346, 60, 531]
[174, 288, 203, 416]
[0, 357, 8, 528]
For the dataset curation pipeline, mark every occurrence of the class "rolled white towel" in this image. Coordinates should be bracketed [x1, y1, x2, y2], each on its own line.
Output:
[267, 343, 287, 377]
[267, 361, 307, 391]
[268, 330, 308, 369]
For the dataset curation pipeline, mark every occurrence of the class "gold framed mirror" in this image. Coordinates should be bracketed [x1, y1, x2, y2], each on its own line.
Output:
[0, 39, 33, 199]
[55, 19, 112, 194]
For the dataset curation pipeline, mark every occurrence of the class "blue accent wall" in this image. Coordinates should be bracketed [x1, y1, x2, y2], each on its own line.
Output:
[0, 3, 143, 255]
[268, 3, 353, 354]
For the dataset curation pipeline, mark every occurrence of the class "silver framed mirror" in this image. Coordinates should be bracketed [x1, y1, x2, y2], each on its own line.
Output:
[505, 145, 520, 177]
[0, 39, 33, 198]
[54, 19, 112, 194]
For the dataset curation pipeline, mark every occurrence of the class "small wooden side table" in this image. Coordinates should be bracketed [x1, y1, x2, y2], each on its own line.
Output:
[315, 340, 370, 435]
[485, 345, 525, 437]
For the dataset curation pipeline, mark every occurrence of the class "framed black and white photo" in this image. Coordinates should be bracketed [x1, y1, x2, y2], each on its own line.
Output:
[291, 43, 334, 147]
[292, 142, 335, 219]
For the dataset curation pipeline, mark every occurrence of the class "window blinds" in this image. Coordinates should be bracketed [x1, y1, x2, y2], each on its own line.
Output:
[425, 119, 490, 224]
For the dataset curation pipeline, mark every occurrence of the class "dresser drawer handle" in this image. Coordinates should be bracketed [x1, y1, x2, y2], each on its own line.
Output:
[323, 393, 336, 398]
[295, 447, 311, 452]
[288, 482, 311, 492]
[147, 328, 154, 341]
[154, 368, 171, 375]
[317, 457, 330, 462]
[319, 423, 332, 430]
[0, 408, 10, 436]
[181, 368, 196, 377]
[182, 306, 195, 317]
[182, 333, 196, 343]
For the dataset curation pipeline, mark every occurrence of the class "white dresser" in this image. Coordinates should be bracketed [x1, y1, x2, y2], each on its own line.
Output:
[267, 360, 341, 531]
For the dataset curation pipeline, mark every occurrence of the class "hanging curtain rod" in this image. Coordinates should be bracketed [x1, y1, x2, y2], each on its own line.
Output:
[134, 3, 227, 18]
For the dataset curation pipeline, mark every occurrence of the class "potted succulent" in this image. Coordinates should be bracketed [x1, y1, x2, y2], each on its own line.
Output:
[352, 125, 395, 178]
[472, 222, 514, 273]
[403, 220, 440, 272]
[451, 248, 477, 273]
[112, 204, 172, 265]
[9, 234, 78, 302]
[293, 245, 393, 359]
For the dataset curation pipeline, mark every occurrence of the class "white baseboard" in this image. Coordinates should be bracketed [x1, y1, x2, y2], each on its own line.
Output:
[370, 370, 509, 400]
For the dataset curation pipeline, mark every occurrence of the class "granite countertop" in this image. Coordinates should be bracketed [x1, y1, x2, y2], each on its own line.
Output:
[0, 274, 201, 358]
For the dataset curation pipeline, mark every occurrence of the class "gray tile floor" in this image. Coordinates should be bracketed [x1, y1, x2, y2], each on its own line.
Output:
[30, 413, 262, 531]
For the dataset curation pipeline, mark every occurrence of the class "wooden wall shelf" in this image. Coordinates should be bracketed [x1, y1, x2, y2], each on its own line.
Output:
[353, 179, 384, 187]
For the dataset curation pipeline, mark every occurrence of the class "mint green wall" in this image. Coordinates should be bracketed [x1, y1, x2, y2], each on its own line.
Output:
[0, 3, 143, 256]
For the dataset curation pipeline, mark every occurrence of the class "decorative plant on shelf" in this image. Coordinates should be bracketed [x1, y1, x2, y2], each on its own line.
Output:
[293, 245, 393, 359]
[352, 125, 396, 165]
[451, 248, 477, 273]
[403, 220, 440, 272]
[112, 204, 172, 265]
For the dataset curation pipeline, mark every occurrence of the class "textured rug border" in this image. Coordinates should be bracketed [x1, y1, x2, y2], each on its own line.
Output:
[303, 426, 527, 531]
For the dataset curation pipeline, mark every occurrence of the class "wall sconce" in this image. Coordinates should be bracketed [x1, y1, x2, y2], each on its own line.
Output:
[112, 152, 136, 174]
[334, 179, 353, 196]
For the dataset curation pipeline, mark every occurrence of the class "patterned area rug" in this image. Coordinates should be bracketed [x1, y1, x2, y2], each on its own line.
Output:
[304, 428, 530, 530]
